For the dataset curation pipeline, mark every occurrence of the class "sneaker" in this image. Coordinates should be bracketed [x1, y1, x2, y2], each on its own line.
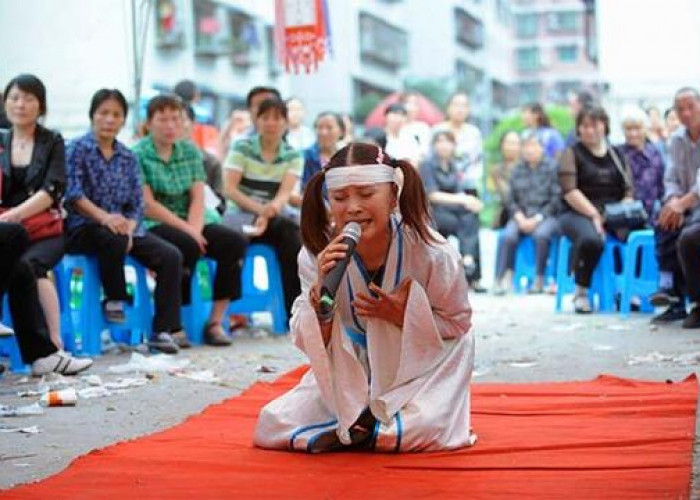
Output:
[32, 351, 93, 377]
[649, 289, 681, 308]
[682, 307, 700, 329]
[573, 294, 593, 314]
[147, 332, 179, 354]
[651, 304, 687, 324]
[171, 330, 192, 349]
[103, 300, 126, 324]
[0, 322, 13, 336]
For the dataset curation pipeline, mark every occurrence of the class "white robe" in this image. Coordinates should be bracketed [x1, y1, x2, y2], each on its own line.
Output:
[254, 217, 476, 452]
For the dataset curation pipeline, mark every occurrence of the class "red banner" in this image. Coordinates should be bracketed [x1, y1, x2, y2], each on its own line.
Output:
[275, 0, 330, 74]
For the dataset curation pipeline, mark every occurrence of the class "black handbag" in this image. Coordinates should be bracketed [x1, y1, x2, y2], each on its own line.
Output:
[602, 146, 648, 230]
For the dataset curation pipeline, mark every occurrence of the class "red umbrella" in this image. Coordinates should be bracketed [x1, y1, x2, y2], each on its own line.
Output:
[364, 91, 445, 129]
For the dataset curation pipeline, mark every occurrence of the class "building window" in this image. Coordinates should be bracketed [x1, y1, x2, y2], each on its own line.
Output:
[495, 0, 510, 26]
[359, 13, 408, 71]
[265, 25, 282, 79]
[516, 47, 540, 72]
[491, 80, 512, 110]
[550, 81, 582, 103]
[515, 13, 538, 38]
[556, 45, 578, 63]
[547, 11, 580, 33]
[155, 0, 185, 49]
[454, 8, 484, 49]
[455, 60, 484, 95]
[193, 0, 231, 56]
[227, 9, 262, 67]
[517, 82, 541, 104]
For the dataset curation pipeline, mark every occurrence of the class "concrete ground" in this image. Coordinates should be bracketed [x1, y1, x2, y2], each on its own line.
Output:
[1, 230, 698, 496]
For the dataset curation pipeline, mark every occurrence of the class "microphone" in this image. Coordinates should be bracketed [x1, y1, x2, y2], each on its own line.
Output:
[318, 222, 362, 317]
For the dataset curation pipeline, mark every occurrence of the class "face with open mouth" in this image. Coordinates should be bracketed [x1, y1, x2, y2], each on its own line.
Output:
[329, 182, 396, 246]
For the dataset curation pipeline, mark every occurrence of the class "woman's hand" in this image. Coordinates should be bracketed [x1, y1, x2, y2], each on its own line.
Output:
[0, 208, 23, 223]
[353, 278, 412, 328]
[315, 233, 349, 283]
[592, 214, 605, 236]
[101, 213, 130, 234]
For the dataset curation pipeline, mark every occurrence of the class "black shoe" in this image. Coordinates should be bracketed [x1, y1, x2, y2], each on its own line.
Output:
[682, 307, 700, 329]
[650, 289, 681, 308]
[147, 332, 180, 354]
[103, 300, 126, 324]
[651, 304, 687, 324]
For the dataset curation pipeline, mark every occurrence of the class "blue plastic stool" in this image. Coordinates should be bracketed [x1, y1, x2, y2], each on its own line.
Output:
[182, 258, 215, 345]
[0, 296, 28, 373]
[619, 229, 658, 317]
[555, 236, 625, 313]
[229, 244, 288, 335]
[495, 231, 559, 292]
[60, 255, 153, 356]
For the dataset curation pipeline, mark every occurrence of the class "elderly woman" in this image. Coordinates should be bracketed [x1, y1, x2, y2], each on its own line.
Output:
[558, 105, 635, 313]
[494, 133, 560, 295]
[618, 106, 665, 227]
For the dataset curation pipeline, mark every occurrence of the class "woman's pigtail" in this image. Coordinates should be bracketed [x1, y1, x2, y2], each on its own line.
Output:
[300, 171, 331, 255]
[394, 159, 438, 246]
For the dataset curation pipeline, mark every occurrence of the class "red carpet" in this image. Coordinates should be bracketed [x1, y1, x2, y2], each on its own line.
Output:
[2, 367, 697, 499]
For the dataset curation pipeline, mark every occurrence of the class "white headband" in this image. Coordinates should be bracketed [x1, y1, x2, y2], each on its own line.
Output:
[325, 165, 399, 191]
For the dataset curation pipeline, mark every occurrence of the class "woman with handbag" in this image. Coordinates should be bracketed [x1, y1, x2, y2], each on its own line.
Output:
[557, 105, 635, 313]
[0, 74, 67, 350]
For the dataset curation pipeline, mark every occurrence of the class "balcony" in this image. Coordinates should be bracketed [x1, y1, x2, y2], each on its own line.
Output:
[358, 12, 408, 71]
[454, 7, 484, 49]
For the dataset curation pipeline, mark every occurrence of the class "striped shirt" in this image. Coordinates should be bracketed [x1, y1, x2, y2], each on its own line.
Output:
[224, 134, 302, 205]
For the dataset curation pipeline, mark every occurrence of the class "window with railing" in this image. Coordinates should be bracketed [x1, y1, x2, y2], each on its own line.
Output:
[556, 45, 578, 63]
[454, 7, 484, 49]
[515, 13, 538, 38]
[227, 9, 262, 67]
[547, 11, 580, 33]
[455, 59, 484, 95]
[193, 0, 230, 57]
[155, 0, 185, 49]
[358, 12, 408, 71]
[517, 82, 542, 104]
[516, 47, 540, 72]
[491, 79, 512, 110]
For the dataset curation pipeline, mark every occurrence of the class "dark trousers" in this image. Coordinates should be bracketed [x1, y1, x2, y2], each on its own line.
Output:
[496, 217, 559, 279]
[678, 222, 700, 303]
[0, 223, 57, 363]
[150, 223, 246, 306]
[558, 211, 604, 287]
[654, 226, 686, 298]
[250, 217, 302, 318]
[433, 206, 482, 281]
[67, 225, 184, 333]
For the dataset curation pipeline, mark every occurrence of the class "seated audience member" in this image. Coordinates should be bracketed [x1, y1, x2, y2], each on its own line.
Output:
[301, 111, 345, 194]
[650, 88, 700, 328]
[522, 102, 565, 161]
[558, 105, 634, 314]
[133, 94, 247, 348]
[222, 98, 303, 321]
[433, 91, 484, 188]
[285, 97, 316, 151]
[0, 223, 92, 375]
[182, 105, 225, 214]
[494, 133, 560, 295]
[420, 131, 485, 292]
[65, 89, 185, 354]
[381, 104, 422, 167]
[0, 74, 67, 350]
[618, 106, 665, 227]
[490, 130, 521, 228]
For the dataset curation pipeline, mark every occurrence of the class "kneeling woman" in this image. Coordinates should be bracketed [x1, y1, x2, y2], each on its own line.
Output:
[254, 143, 476, 453]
